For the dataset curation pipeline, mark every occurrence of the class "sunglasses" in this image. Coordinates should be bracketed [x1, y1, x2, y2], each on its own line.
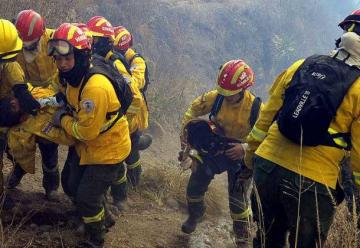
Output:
[47, 39, 74, 56]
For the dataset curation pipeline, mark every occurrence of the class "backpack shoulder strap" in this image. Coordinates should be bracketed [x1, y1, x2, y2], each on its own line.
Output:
[249, 96, 262, 128]
[110, 52, 132, 75]
[209, 94, 224, 121]
[77, 63, 109, 103]
[77, 73, 91, 103]
[78, 67, 124, 134]
[128, 53, 143, 65]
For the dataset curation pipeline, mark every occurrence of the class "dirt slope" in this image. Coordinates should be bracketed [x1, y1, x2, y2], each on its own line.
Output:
[1, 135, 237, 248]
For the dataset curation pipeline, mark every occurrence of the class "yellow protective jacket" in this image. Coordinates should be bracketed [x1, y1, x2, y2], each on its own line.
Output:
[0, 61, 26, 98]
[125, 48, 149, 130]
[182, 89, 261, 142]
[245, 58, 360, 189]
[61, 73, 131, 165]
[16, 29, 58, 88]
[7, 85, 75, 174]
[105, 51, 144, 134]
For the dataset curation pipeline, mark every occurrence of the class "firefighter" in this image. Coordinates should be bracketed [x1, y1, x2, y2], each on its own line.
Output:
[0, 19, 40, 210]
[49, 23, 131, 247]
[8, 9, 60, 199]
[245, 9, 360, 247]
[180, 60, 262, 246]
[87, 17, 147, 210]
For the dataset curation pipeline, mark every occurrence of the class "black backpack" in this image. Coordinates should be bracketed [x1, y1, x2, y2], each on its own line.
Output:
[277, 54, 360, 149]
[128, 53, 151, 94]
[209, 92, 262, 128]
[79, 54, 134, 133]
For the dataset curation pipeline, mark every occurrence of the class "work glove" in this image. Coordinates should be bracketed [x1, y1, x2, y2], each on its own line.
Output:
[52, 108, 69, 127]
[12, 84, 41, 116]
[37, 96, 65, 108]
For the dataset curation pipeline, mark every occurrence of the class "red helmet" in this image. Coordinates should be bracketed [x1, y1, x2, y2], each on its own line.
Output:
[114, 26, 133, 51]
[15, 9, 45, 42]
[47, 23, 91, 56]
[339, 9, 360, 31]
[86, 16, 114, 40]
[216, 60, 254, 96]
[72, 22, 93, 43]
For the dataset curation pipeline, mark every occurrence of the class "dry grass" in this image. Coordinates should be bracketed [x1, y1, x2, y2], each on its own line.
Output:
[138, 159, 227, 214]
[327, 204, 359, 248]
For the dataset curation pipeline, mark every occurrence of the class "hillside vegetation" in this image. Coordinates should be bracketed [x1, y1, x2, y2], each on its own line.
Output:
[1, 0, 357, 127]
[0, 1, 359, 247]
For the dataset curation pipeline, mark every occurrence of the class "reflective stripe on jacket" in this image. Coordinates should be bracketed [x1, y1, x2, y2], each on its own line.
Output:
[61, 74, 131, 165]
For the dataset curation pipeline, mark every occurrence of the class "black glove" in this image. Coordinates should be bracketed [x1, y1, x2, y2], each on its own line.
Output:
[52, 108, 69, 127]
[12, 84, 41, 116]
[55, 92, 67, 106]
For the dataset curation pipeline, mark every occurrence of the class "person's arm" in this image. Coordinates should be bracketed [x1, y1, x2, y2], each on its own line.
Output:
[6, 62, 40, 115]
[130, 56, 147, 90]
[61, 85, 109, 141]
[244, 59, 304, 168]
[182, 90, 217, 128]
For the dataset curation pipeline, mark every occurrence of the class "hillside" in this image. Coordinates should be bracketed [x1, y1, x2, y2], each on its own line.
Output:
[0, 1, 359, 247]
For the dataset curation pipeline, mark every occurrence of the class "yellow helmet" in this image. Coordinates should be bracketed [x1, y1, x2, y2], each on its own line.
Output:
[0, 19, 23, 62]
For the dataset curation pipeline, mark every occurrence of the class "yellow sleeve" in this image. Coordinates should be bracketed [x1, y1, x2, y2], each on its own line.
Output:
[61, 86, 109, 141]
[182, 90, 217, 128]
[5, 61, 25, 86]
[113, 59, 132, 80]
[244, 59, 305, 168]
[21, 110, 75, 145]
[130, 56, 147, 90]
[127, 83, 143, 116]
[112, 59, 142, 116]
[350, 117, 360, 187]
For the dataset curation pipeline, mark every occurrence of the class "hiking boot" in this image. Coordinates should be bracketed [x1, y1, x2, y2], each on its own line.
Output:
[181, 215, 202, 234]
[7, 164, 26, 189]
[136, 134, 152, 151]
[105, 212, 116, 230]
[113, 200, 128, 212]
[76, 222, 105, 248]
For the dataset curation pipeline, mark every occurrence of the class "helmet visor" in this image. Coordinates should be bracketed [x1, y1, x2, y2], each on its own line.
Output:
[47, 39, 73, 56]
